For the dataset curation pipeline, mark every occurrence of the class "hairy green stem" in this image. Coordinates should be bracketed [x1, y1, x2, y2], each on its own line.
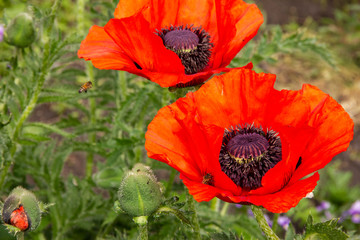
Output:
[118, 71, 127, 101]
[210, 198, 220, 212]
[220, 202, 229, 216]
[133, 216, 148, 240]
[186, 190, 201, 240]
[16, 232, 24, 240]
[272, 213, 279, 233]
[251, 205, 280, 240]
[85, 62, 96, 178]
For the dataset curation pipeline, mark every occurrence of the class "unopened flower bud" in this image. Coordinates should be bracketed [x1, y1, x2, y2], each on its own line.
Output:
[2, 187, 41, 231]
[5, 13, 35, 48]
[118, 165, 163, 217]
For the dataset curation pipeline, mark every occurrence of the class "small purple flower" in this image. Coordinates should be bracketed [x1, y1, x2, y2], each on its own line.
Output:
[235, 204, 242, 208]
[264, 214, 273, 228]
[316, 201, 330, 212]
[277, 215, 291, 230]
[0, 24, 4, 42]
[348, 200, 360, 224]
[247, 208, 254, 217]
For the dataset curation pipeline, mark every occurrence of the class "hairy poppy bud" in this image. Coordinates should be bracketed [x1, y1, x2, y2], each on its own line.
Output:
[5, 13, 36, 48]
[118, 164, 163, 217]
[2, 187, 41, 231]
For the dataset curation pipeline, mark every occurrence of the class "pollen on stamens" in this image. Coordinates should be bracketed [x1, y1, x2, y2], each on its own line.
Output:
[219, 124, 282, 190]
[156, 25, 213, 77]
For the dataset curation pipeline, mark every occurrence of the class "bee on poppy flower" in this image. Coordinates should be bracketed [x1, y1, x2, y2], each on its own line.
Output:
[202, 173, 214, 186]
[78, 81, 92, 93]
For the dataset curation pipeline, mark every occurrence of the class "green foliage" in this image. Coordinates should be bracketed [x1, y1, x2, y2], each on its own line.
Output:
[303, 215, 348, 240]
[230, 25, 335, 69]
[0, 0, 358, 239]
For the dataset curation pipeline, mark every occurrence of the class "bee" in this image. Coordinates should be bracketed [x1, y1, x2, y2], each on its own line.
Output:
[78, 81, 93, 93]
[202, 173, 214, 186]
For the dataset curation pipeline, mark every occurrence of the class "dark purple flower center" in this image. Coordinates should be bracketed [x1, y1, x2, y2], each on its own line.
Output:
[219, 124, 282, 190]
[156, 25, 213, 77]
[163, 30, 199, 52]
[227, 133, 269, 161]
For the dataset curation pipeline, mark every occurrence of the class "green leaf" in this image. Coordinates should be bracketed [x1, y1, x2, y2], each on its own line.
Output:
[22, 132, 51, 142]
[208, 231, 243, 240]
[0, 129, 12, 168]
[285, 223, 296, 240]
[155, 206, 192, 227]
[92, 167, 124, 188]
[24, 122, 74, 138]
[303, 215, 348, 240]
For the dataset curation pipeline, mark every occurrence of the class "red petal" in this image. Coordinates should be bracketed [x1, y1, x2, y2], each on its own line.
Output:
[250, 124, 315, 195]
[146, 0, 216, 30]
[249, 89, 316, 194]
[145, 95, 224, 180]
[289, 85, 354, 184]
[114, 0, 149, 19]
[211, 0, 263, 69]
[229, 173, 320, 213]
[104, 13, 185, 76]
[181, 172, 240, 202]
[77, 26, 137, 71]
[147, 62, 253, 88]
[192, 68, 276, 128]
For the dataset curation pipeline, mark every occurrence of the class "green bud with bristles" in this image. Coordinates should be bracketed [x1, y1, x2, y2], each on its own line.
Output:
[1, 186, 41, 232]
[5, 13, 36, 48]
[118, 164, 163, 217]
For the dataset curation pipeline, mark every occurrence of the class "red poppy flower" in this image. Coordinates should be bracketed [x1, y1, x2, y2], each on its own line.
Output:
[78, 0, 263, 88]
[145, 68, 354, 213]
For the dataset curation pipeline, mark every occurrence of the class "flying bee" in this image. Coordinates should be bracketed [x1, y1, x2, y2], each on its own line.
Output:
[78, 81, 93, 93]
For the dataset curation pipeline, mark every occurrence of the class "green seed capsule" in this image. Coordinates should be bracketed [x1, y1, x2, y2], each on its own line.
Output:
[5, 13, 36, 48]
[118, 166, 163, 217]
[2, 187, 41, 231]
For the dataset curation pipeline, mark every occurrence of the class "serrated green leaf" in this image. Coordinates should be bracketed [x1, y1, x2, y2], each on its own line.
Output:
[304, 216, 348, 240]
[24, 122, 74, 138]
[208, 231, 242, 240]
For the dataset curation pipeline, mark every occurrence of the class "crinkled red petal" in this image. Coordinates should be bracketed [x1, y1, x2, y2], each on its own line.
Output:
[112, 0, 263, 87]
[289, 84, 354, 184]
[191, 68, 276, 128]
[114, 0, 149, 19]
[77, 25, 138, 72]
[211, 0, 263, 69]
[104, 12, 185, 76]
[221, 173, 320, 213]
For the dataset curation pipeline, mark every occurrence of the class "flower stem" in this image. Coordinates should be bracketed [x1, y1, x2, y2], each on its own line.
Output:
[16, 232, 24, 240]
[186, 190, 201, 240]
[118, 71, 127, 101]
[133, 216, 148, 240]
[272, 213, 279, 233]
[210, 198, 220, 212]
[164, 168, 177, 197]
[220, 202, 229, 216]
[85, 62, 96, 179]
[251, 205, 280, 240]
